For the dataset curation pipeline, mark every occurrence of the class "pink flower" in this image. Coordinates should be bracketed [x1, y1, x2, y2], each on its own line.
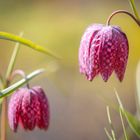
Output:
[8, 86, 50, 132]
[79, 24, 129, 82]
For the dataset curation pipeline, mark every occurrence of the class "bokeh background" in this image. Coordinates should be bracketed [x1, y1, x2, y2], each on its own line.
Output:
[0, 0, 140, 140]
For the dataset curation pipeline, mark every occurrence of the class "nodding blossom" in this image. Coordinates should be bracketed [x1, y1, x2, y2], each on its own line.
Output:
[8, 86, 50, 132]
[79, 24, 129, 82]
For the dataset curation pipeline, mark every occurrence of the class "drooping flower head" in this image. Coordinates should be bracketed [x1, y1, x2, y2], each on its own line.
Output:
[8, 86, 50, 132]
[79, 24, 129, 82]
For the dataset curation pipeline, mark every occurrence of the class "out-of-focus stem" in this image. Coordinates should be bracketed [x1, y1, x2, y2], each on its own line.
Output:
[119, 61, 140, 140]
[0, 33, 22, 140]
[9, 69, 30, 89]
[0, 69, 45, 98]
[128, 0, 140, 21]
[6, 32, 23, 86]
[119, 126, 138, 140]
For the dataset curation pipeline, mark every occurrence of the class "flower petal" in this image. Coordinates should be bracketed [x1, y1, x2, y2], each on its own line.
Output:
[20, 88, 36, 130]
[99, 27, 117, 82]
[114, 27, 129, 81]
[33, 86, 50, 130]
[8, 89, 24, 132]
[79, 24, 103, 80]
[86, 31, 102, 81]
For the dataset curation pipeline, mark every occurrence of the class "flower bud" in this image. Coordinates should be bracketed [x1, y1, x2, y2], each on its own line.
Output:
[79, 24, 129, 82]
[8, 86, 50, 132]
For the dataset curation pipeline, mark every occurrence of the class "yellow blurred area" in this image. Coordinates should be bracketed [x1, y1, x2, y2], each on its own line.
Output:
[0, 0, 140, 140]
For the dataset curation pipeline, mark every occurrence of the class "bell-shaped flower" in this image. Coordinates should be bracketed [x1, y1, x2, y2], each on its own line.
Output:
[79, 24, 129, 82]
[8, 86, 50, 132]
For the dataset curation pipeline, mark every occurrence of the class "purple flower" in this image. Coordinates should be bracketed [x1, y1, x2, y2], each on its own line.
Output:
[8, 86, 50, 132]
[79, 24, 129, 82]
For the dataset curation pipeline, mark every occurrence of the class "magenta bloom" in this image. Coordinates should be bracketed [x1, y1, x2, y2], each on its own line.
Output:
[8, 86, 50, 132]
[79, 24, 129, 82]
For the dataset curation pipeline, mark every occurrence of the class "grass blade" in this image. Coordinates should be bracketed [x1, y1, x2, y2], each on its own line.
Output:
[0, 31, 59, 59]
[115, 88, 140, 138]
[0, 69, 45, 98]
[119, 108, 128, 140]
[106, 106, 116, 140]
[104, 128, 113, 140]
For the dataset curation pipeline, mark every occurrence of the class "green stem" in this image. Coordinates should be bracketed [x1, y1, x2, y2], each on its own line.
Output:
[119, 127, 137, 140]
[5, 32, 23, 85]
[0, 31, 58, 58]
[106, 106, 116, 140]
[0, 69, 45, 98]
[128, 0, 140, 21]
[9, 69, 30, 89]
[0, 75, 4, 89]
[104, 128, 113, 140]
[119, 109, 128, 140]
[0, 33, 22, 140]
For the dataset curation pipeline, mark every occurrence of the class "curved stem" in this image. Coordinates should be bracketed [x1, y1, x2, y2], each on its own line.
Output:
[0, 32, 58, 59]
[9, 69, 30, 89]
[0, 69, 45, 98]
[128, 0, 140, 21]
[106, 10, 140, 27]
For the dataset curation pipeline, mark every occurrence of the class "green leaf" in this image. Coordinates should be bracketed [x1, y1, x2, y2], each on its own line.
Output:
[115, 89, 140, 138]
[0, 69, 45, 98]
[0, 32, 59, 59]
[122, 109, 140, 138]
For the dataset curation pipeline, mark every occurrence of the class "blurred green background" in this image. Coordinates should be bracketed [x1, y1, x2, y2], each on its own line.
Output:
[0, 0, 140, 139]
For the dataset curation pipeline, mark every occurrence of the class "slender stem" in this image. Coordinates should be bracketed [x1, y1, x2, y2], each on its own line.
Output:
[128, 0, 140, 21]
[9, 69, 30, 89]
[0, 69, 45, 98]
[119, 127, 136, 140]
[104, 128, 113, 140]
[0, 33, 22, 140]
[0, 31, 58, 58]
[106, 10, 140, 26]
[106, 106, 116, 140]
[119, 109, 128, 140]
[6, 32, 23, 85]
[0, 75, 4, 89]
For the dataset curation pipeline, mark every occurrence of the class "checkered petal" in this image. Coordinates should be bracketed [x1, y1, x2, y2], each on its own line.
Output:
[114, 27, 129, 81]
[8, 87, 50, 132]
[8, 89, 24, 132]
[79, 24, 103, 80]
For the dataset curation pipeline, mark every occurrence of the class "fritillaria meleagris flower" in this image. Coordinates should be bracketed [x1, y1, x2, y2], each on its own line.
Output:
[79, 24, 129, 82]
[8, 86, 50, 132]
